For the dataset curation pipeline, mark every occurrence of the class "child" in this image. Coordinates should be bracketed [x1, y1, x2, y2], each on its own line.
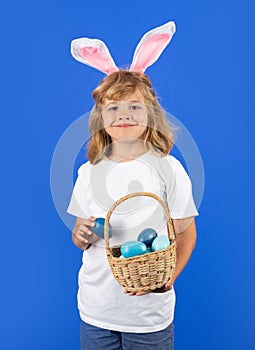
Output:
[67, 22, 198, 350]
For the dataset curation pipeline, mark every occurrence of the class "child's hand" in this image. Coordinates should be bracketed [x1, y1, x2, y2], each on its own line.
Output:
[151, 282, 173, 293]
[124, 290, 151, 296]
[124, 280, 173, 296]
[72, 216, 99, 250]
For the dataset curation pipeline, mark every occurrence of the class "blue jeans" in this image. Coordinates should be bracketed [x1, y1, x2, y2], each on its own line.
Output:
[80, 319, 174, 350]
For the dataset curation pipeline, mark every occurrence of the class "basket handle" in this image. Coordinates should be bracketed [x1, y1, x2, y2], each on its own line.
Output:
[104, 191, 175, 250]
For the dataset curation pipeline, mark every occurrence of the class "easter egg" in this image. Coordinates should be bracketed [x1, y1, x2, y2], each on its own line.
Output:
[93, 217, 112, 239]
[120, 241, 147, 258]
[151, 235, 170, 251]
[137, 228, 158, 247]
[111, 245, 121, 257]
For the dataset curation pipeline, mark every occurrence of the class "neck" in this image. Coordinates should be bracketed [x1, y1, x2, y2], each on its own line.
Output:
[108, 139, 148, 162]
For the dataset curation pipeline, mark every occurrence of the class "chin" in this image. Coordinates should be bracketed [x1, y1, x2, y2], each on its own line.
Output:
[110, 128, 147, 141]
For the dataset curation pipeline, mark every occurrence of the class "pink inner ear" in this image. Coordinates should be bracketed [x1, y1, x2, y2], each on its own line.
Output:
[133, 33, 171, 72]
[79, 46, 117, 74]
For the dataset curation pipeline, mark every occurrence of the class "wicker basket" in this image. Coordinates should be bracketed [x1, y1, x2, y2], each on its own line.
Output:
[104, 192, 176, 292]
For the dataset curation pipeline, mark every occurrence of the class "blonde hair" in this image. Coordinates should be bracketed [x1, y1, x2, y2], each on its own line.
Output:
[87, 70, 174, 164]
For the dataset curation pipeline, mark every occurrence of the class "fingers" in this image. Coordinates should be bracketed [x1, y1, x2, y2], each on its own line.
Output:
[124, 289, 151, 296]
[164, 282, 172, 290]
[124, 283, 173, 296]
[72, 217, 99, 250]
[81, 217, 96, 231]
[124, 291, 136, 296]
[164, 277, 174, 291]
[78, 224, 93, 237]
[153, 283, 172, 292]
[73, 230, 90, 246]
[74, 218, 96, 245]
[135, 291, 151, 296]
[79, 218, 96, 235]
[72, 232, 91, 250]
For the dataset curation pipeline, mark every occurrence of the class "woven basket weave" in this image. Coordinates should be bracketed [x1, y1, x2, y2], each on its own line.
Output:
[104, 192, 176, 292]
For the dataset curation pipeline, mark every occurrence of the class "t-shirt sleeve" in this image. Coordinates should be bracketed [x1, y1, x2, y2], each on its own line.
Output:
[166, 157, 199, 219]
[67, 162, 91, 219]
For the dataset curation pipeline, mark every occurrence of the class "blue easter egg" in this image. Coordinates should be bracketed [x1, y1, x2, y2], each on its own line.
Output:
[138, 228, 158, 247]
[93, 217, 112, 239]
[151, 235, 170, 251]
[120, 241, 147, 258]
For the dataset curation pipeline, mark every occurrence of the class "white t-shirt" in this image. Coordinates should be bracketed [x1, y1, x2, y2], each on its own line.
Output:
[67, 152, 198, 333]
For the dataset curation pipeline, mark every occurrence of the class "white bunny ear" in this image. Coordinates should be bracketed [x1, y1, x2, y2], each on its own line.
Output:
[71, 38, 118, 75]
[130, 21, 176, 73]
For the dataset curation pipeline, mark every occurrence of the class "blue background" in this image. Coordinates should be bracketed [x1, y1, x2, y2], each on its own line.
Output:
[1, 0, 254, 349]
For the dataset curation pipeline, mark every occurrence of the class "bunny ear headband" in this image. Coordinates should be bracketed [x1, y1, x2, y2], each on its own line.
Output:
[70, 21, 176, 74]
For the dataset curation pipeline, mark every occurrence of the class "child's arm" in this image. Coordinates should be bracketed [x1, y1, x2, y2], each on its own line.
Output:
[165, 217, 197, 289]
[72, 216, 99, 250]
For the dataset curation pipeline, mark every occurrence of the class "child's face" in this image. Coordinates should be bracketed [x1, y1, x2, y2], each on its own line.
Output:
[101, 92, 148, 142]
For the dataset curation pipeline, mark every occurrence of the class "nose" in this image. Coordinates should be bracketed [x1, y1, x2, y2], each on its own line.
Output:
[117, 105, 133, 121]
[118, 114, 132, 121]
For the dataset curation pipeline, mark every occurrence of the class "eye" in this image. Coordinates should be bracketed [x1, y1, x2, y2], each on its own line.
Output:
[129, 104, 141, 110]
[107, 105, 118, 111]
